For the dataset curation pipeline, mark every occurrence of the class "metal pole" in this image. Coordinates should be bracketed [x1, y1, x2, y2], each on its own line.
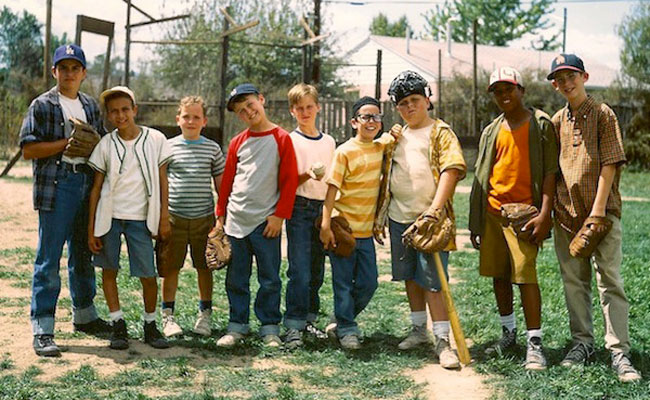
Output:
[216, 8, 230, 146]
[375, 49, 382, 100]
[438, 48, 442, 117]
[44, 0, 52, 87]
[125, 0, 131, 86]
[302, 15, 309, 83]
[311, 0, 321, 86]
[472, 19, 478, 137]
[562, 8, 567, 53]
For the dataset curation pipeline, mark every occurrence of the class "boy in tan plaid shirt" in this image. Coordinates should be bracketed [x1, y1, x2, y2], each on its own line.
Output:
[548, 53, 640, 382]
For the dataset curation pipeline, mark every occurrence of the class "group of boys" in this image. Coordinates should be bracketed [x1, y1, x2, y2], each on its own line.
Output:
[19, 43, 640, 383]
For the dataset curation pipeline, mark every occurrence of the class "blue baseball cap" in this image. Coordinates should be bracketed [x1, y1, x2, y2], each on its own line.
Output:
[226, 83, 260, 111]
[53, 44, 86, 68]
[547, 53, 585, 80]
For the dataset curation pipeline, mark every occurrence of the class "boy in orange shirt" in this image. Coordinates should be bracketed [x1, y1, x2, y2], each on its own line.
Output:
[469, 67, 557, 370]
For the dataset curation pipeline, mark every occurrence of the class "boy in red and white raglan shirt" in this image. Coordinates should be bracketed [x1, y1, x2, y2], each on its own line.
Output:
[215, 83, 298, 348]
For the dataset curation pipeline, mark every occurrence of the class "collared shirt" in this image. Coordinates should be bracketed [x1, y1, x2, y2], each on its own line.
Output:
[552, 96, 626, 233]
[19, 87, 105, 211]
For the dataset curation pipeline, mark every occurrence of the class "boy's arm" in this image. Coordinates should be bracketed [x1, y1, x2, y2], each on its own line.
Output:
[429, 168, 460, 210]
[158, 163, 171, 241]
[319, 184, 338, 250]
[213, 174, 223, 196]
[88, 171, 105, 254]
[523, 173, 556, 245]
[590, 164, 617, 217]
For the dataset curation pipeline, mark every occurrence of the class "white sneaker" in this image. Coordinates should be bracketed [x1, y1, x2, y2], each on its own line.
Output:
[216, 331, 244, 347]
[325, 319, 338, 340]
[262, 334, 282, 348]
[435, 336, 460, 369]
[162, 308, 183, 338]
[339, 334, 361, 350]
[192, 309, 212, 337]
[398, 324, 430, 350]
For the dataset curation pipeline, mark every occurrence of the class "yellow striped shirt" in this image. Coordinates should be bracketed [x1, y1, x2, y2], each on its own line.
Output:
[326, 135, 391, 238]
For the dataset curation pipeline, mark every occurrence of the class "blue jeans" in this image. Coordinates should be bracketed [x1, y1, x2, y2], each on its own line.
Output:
[284, 196, 326, 330]
[31, 167, 98, 335]
[226, 222, 282, 336]
[329, 237, 378, 337]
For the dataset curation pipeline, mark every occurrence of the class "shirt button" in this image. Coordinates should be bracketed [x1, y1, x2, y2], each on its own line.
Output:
[60, 122, 64, 126]
[54, 180, 58, 184]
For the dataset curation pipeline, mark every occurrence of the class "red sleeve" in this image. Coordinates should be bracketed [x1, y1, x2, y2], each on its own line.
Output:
[273, 128, 299, 219]
[216, 131, 248, 216]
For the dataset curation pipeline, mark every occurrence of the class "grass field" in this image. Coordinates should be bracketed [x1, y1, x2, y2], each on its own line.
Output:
[0, 169, 649, 399]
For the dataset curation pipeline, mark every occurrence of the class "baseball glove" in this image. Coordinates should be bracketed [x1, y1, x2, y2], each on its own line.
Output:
[315, 215, 356, 258]
[500, 203, 539, 241]
[63, 117, 101, 158]
[205, 225, 231, 270]
[155, 238, 172, 278]
[402, 207, 453, 254]
[569, 216, 612, 258]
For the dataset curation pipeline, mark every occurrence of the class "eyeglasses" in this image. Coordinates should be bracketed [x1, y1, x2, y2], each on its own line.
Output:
[554, 71, 578, 85]
[356, 113, 383, 123]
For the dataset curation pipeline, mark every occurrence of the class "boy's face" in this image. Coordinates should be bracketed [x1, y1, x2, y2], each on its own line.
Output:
[52, 59, 86, 94]
[106, 97, 138, 131]
[351, 104, 382, 142]
[176, 103, 207, 137]
[552, 70, 589, 102]
[395, 94, 430, 124]
[290, 96, 321, 128]
[490, 82, 524, 113]
[232, 94, 266, 127]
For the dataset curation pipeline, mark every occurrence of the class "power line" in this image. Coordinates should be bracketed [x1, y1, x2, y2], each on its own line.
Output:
[323, 0, 643, 4]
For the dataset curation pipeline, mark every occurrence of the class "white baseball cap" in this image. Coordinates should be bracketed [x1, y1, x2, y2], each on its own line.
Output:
[488, 67, 523, 92]
[99, 86, 136, 110]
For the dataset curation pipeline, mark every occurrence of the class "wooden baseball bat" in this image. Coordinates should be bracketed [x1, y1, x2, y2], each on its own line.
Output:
[433, 252, 471, 365]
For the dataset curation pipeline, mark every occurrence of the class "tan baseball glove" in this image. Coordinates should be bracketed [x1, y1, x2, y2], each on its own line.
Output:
[315, 215, 356, 258]
[205, 225, 232, 270]
[569, 216, 612, 258]
[500, 203, 539, 241]
[63, 117, 101, 158]
[402, 207, 453, 254]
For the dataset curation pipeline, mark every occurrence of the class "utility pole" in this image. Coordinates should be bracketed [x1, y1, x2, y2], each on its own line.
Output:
[125, 0, 131, 86]
[311, 0, 321, 86]
[375, 50, 382, 100]
[216, 8, 230, 146]
[562, 7, 567, 53]
[44, 0, 52, 88]
[472, 19, 478, 137]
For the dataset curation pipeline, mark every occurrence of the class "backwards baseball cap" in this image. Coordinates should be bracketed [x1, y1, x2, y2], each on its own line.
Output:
[99, 86, 136, 110]
[351, 96, 381, 117]
[547, 53, 585, 80]
[226, 83, 260, 111]
[53, 44, 87, 68]
[488, 67, 523, 92]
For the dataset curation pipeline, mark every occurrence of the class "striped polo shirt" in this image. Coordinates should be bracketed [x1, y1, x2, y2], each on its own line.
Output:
[326, 135, 389, 238]
[167, 134, 225, 218]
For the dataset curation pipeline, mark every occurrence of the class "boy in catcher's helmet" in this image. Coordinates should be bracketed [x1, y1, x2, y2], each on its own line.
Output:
[375, 71, 466, 368]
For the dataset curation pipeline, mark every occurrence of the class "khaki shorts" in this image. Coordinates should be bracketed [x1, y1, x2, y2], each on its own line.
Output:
[168, 213, 215, 270]
[479, 211, 539, 284]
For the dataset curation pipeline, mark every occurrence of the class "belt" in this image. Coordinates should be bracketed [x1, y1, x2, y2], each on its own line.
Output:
[60, 161, 93, 174]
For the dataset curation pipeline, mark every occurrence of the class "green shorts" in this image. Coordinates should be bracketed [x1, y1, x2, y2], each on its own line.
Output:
[168, 213, 215, 271]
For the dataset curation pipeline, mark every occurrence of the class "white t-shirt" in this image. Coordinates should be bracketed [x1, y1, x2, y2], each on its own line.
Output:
[290, 129, 336, 201]
[58, 92, 88, 165]
[111, 134, 148, 221]
[388, 123, 437, 223]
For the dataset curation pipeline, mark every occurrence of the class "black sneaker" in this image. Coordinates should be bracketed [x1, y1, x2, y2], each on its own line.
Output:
[74, 318, 111, 336]
[144, 321, 170, 349]
[560, 342, 594, 367]
[110, 319, 129, 350]
[33, 334, 61, 357]
[485, 327, 517, 355]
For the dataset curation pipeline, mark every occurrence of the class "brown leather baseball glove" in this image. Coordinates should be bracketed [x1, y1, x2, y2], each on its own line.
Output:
[315, 215, 356, 258]
[402, 207, 453, 254]
[205, 225, 231, 270]
[569, 216, 612, 258]
[63, 117, 101, 158]
[500, 203, 539, 242]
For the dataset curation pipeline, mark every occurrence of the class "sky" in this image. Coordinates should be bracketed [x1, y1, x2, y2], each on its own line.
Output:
[0, 0, 639, 72]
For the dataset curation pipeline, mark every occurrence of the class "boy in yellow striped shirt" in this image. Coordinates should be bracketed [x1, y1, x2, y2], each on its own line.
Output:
[320, 96, 397, 350]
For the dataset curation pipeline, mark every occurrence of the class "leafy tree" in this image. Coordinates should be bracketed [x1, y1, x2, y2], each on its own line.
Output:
[370, 13, 412, 38]
[423, 0, 559, 48]
[0, 6, 42, 77]
[618, 2, 650, 85]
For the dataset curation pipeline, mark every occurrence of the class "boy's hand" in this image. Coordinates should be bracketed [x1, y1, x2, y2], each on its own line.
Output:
[373, 225, 386, 245]
[215, 216, 225, 231]
[263, 215, 283, 238]
[389, 124, 402, 141]
[308, 162, 326, 181]
[158, 218, 171, 242]
[88, 235, 103, 254]
[470, 234, 481, 250]
[320, 227, 336, 250]
[523, 213, 552, 245]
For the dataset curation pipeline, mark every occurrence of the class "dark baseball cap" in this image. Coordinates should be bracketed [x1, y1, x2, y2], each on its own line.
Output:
[352, 96, 381, 117]
[53, 44, 86, 68]
[226, 83, 260, 111]
[547, 53, 585, 80]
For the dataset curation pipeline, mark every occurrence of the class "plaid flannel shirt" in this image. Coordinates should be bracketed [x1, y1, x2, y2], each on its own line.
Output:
[552, 96, 626, 234]
[19, 87, 105, 211]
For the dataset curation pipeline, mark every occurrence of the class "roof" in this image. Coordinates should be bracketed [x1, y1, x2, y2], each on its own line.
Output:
[338, 35, 618, 101]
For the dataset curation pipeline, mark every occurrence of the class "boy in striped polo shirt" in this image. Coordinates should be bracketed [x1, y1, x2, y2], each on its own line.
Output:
[320, 96, 397, 350]
[161, 96, 225, 338]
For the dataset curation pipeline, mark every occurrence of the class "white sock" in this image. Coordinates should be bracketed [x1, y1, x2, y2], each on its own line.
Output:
[109, 310, 124, 322]
[432, 321, 450, 340]
[527, 328, 542, 341]
[500, 313, 516, 332]
[410, 311, 427, 327]
[143, 311, 156, 323]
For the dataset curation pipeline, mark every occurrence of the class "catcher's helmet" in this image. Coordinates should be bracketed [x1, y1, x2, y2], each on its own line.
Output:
[388, 70, 433, 110]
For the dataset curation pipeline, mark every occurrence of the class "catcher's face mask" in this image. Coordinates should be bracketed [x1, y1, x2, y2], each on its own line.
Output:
[388, 71, 433, 111]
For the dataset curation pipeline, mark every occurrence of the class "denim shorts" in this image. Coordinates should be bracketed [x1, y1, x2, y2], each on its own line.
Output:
[389, 218, 449, 291]
[93, 219, 156, 277]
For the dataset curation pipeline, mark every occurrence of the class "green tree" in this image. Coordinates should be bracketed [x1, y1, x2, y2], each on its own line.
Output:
[423, 0, 559, 48]
[619, 2, 650, 85]
[0, 6, 42, 77]
[369, 13, 412, 37]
